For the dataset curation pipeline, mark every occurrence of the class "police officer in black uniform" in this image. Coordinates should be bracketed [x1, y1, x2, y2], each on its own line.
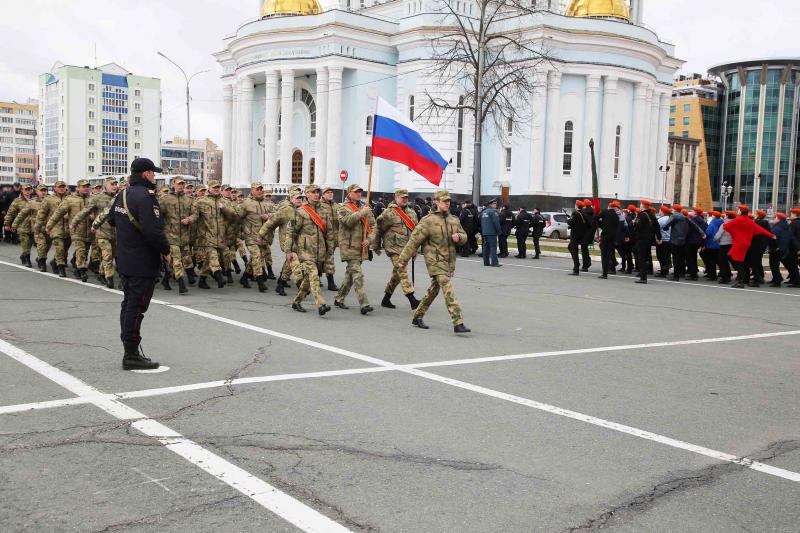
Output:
[108, 158, 171, 370]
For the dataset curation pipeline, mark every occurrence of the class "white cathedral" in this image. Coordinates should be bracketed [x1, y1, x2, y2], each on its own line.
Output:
[215, 0, 682, 205]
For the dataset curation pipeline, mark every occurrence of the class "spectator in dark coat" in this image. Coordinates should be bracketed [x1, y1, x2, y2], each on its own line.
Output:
[769, 212, 800, 287]
[459, 200, 479, 257]
[595, 201, 621, 278]
[579, 199, 595, 270]
[480, 198, 501, 267]
[514, 207, 533, 258]
[530, 208, 545, 259]
[685, 208, 708, 280]
[746, 209, 771, 286]
[567, 200, 589, 275]
[498, 204, 514, 258]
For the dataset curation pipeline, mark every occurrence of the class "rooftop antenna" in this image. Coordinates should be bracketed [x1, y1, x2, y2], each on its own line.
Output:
[93, 43, 97, 68]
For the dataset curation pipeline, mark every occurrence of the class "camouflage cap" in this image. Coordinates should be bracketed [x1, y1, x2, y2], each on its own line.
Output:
[289, 189, 304, 199]
[184, 182, 194, 188]
[346, 183, 363, 194]
[172, 177, 186, 185]
[22, 183, 33, 190]
[263, 187, 273, 195]
[288, 185, 302, 194]
[322, 185, 335, 193]
[196, 184, 208, 192]
[222, 184, 233, 191]
[250, 181, 263, 189]
[434, 190, 451, 201]
[54, 180, 67, 187]
[104, 176, 118, 184]
[394, 188, 409, 197]
[118, 177, 127, 185]
[36, 184, 48, 191]
[76, 179, 90, 186]
[159, 185, 170, 192]
[305, 183, 321, 194]
[208, 179, 221, 188]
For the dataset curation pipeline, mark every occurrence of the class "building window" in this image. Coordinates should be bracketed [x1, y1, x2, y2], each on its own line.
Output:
[88, 138, 95, 147]
[89, 152, 95, 160]
[291, 150, 303, 183]
[134, 129, 140, 137]
[613, 125, 621, 179]
[134, 116, 141, 124]
[365, 115, 373, 135]
[670, 105, 676, 113]
[88, 83, 95, 91]
[309, 158, 315, 184]
[682, 130, 689, 138]
[135, 89, 141, 97]
[134, 142, 141, 150]
[88, 165, 95, 173]
[504, 147, 512, 172]
[669, 117, 676, 127]
[134, 102, 141, 111]
[456, 96, 464, 173]
[408, 95, 415, 121]
[88, 96, 95, 105]
[506, 117, 513, 136]
[683, 116, 690, 126]
[89, 124, 95, 133]
[89, 110, 95, 119]
[683, 104, 691, 112]
[300, 89, 316, 137]
[365, 145, 372, 165]
[277, 115, 281, 140]
[562, 120, 574, 175]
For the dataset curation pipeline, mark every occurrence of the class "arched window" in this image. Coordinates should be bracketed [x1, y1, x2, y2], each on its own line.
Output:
[300, 89, 316, 138]
[365, 115, 374, 135]
[291, 150, 303, 184]
[408, 95, 415, 121]
[562, 121, 574, 175]
[277, 114, 281, 140]
[613, 125, 622, 180]
[276, 160, 280, 179]
[506, 116, 513, 136]
[456, 95, 464, 173]
[309, 158, 316, 184]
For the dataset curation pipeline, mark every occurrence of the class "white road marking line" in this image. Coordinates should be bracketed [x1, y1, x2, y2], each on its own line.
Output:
[460, 258, 800, 298]
[3, 257, 800, 484]
[0, 396, 95, 415]
[0, 339, 351, 533]
[130, 365, 171, 374]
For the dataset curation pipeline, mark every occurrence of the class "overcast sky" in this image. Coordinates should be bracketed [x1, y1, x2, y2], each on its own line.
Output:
[1, 0, 797, 151]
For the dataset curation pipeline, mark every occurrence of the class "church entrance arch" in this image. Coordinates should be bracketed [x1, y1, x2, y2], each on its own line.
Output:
[291, 150, 303, 184]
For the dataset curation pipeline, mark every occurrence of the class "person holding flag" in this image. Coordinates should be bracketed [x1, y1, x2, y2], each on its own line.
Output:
[335, 184, 378, 314]
[375, 188, 421, 310]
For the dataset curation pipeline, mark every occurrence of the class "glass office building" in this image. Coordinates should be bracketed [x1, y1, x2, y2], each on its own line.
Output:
[709, 59, 800, 213]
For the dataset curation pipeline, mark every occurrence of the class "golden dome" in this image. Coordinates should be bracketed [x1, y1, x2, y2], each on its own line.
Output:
[566, 0, 630, 20]
[260, 0, 320, 17]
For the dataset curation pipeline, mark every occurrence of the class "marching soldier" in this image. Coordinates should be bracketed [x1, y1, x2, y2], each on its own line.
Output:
[183, 180, 238, 289]
[375, 188, 420, 310]
[37, 180, 71, 277]
[239, 182, 273, 292]
[7, 184, 33, 266]
[319, 185, 340, 290]
[285, 183, 334, 315]
[2, 185, 29, 261]
[221, 184, 239, 282]
[190, 183, 206, 277]
[335, 184, 377, 314]
[12, 184, 48, 270]
[50, 179, 92, 282]
[158, 177, 193, 293]
[76, 177, 118, 287]
[259, 186, 303, 296]
[397, 190, 470, 333]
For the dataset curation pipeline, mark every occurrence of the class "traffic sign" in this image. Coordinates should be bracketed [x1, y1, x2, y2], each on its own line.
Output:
[340, 170, 348, 182]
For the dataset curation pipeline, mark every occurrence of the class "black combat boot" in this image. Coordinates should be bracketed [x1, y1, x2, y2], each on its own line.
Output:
[239, 273, 252, 288]
[256, 274, 267, 293]
[334, 300, 349, 309]
[318, 303, 331, 316]
[360, 305, 373, 315]
[266, 265, 276, 280]
[225, 269, 234, 285]
[275, 280, 287, 296]
[50, 259, 57, 273]
[406, 293, 420, 310]
[106, 276, 115, 289]
[326, 273, 338, 291]
[291, 302, 307, 313]
[232, 260, 241, 274]
[89, 260, 99, 273]
[58, 265, 67, 278]
[412, 318, 429, 329]
[161, 276, 172, 290]
[186, 267, 197, 285]
[381, 293, 396, 309]
[79, 268, 88, 283]
[122, 343, 159, 371]
[178, 277, 188, 294]
[198, 276, 210, 289]
[24, 254, 33, 267]
[214, 270, 226, 288]
[38, 257, 47, 272]
[454, 324, 471, 334]
[18, 254, 25, 266]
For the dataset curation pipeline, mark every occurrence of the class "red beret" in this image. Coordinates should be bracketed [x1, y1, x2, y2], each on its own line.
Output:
[609, 200, 620, 208]
[791, 208, 800, 215]
[660, 205, 672, 214]
[627, 204, 637, 211]
[583, 199, 593, 207]
[640, 199, 652, 207]
[693, 207, 703, 214]
[777, 213, 788, 220]
[757, 209, 767, 217]
[738, 205, 750, 213]
[681, 209, 689, 215]
[672, 204, 682, 211]
[575, 200, 583, 207]
[725, 210, 737, 217]
[649, 207, 657, 213]
[710, 210, 721, 217]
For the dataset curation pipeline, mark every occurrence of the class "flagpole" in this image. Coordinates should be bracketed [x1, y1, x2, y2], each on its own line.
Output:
[363, 100, 378, 260]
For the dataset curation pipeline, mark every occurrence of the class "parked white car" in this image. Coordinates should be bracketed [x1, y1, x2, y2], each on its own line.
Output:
[541, 212, 570, 240]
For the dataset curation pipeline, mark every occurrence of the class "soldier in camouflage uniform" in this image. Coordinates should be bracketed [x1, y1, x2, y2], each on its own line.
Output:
[87, 183, 104, 272]
[190, 183, 206, 275]
[38, 180, 72, 277]
[12, 184, 48, 270]
[158, 177, 193, 293]
[335, 183, 378, 314]
[49, 179, 92, 281]
[220, 184, 239, 282]
[238, 182, 276, 292]
[183, 180, 239, 289]
[7, 184, 34, 267]
[285, 184, 334, 315]
[398, 190, 470, 334]
[376, 188, 421, 310]
[259, 186, 303, 296]
[319, 185, 340, 290]
[76, 177, 119, 287]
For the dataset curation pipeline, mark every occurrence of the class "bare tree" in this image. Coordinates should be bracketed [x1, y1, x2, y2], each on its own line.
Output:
[422, 0, 553, 204]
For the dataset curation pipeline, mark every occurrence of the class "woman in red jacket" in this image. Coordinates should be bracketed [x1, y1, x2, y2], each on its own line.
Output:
[724, 205, 775, 288]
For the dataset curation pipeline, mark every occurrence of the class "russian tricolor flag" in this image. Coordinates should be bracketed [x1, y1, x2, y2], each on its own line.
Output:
[372, 97, 449, 186]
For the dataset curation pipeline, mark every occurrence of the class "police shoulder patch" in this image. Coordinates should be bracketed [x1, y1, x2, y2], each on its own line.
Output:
[153, 206, 160, 218]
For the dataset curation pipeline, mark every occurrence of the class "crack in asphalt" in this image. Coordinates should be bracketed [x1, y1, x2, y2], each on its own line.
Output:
[90, 495, 244, 532]
[561, 439, 800, 532]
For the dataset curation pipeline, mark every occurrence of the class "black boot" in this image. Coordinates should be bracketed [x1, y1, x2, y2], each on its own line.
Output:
[161, 276, 172, 290]
[225, 269, 234, 285]
[292, 302, 307, 313]
[334, 300, 349, 309]
[407, 293, 420, 310]
[266, 265, 276, 280]
[326, 273, 339, 291]
[186, 267, 197, 285]
[25, 254, 33, 267]
[232, 260, 241, 274]
[275, 281, 287, 296]
[412, 318, 429, 329]
[239, 273, 252, 288]
[178, 277, 188, 294]
[50, 259, 58, 273]
[122, 343, 159, 371]
[214, 270, 226, 288]
[79, 268, 88, 283]
[19, 254, 26, 266]
[37, 257, 46, 272]
[89, 260, 99, 273]
[318, 304, 331, 316]
[257, 274, 267, 293]
[360, 305, 373, 315]
[381, 293, 396, 309]
[58, 265, 67, 278]
[106, 276, 115, 289]
[198, 276, 210, 289]
[454, 324, 471, 334]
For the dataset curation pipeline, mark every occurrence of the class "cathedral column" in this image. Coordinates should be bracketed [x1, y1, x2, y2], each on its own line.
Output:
[629, 82, 648, 198]
[263, 70, 279, 182]
[230, 81, 240, 181]
[279, 69, 294, 184]
[222, 83, 233, 182]
[655, 92, 671, 201]
[646, 86, 660, 199]
[600, 76, 618, 191]
[326, 66, 343, 186]
[315, 67, 329, 185]
[528, 70, 547, 192]
[237, 76, 254, 187]
[544, 70, 562, 193]
[582, 74, 601, 195]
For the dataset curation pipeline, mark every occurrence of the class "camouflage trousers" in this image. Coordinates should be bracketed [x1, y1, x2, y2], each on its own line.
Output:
[413, 274, 464, 326]
[95, 238, 116, 279]
[323, 243, 337, 275]
[292, 260, 326, 306]
[90, 241, 101, 265]
[35, 233, 51, 260]
[336, 259, 368, 306]
[222, 245, 236, 271]
[169, 244, 193, 280]
[198, 246, 225, 276]
[19, 232, 34, 255]
[385, 254, 415, 296]
[52, 237, 71, 266]
[246, 244, 268, 277]
[237, 239, 248, 261]
[280, 254, 299, 282]
[71, 240, 89, 269]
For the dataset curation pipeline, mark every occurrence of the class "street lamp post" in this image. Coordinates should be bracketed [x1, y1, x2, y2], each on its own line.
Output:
[721, 182, 733, 213]
[754, 173, 762, 211]
[659, 165, 671, 203]
[157, 52, 209, 181]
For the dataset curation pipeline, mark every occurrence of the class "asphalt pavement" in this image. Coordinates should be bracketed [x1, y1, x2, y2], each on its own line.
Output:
[0, 240, 798, 532]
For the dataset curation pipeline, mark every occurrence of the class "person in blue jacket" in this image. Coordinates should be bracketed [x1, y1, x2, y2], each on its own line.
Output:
[480, 198, 502, 267]
[703, 211, 723, 281]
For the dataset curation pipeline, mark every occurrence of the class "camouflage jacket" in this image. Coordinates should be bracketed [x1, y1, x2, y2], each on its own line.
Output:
[9, 197, 33, 233]
[318, 199, 339, 246]
[258, 201, 296, 252]
[398, 209, 467, 278]
[159, 191, 193, 246]
[285, 201, 335, 264]
[4, 196, 26, 228]
[186, 194, 238, 248]
[336, 201, 377, 261]
[73, 191, 116, 241]
[47, 193, 91, 241]
[376, 202, 419, 257]
[240, 197, 277, 245]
